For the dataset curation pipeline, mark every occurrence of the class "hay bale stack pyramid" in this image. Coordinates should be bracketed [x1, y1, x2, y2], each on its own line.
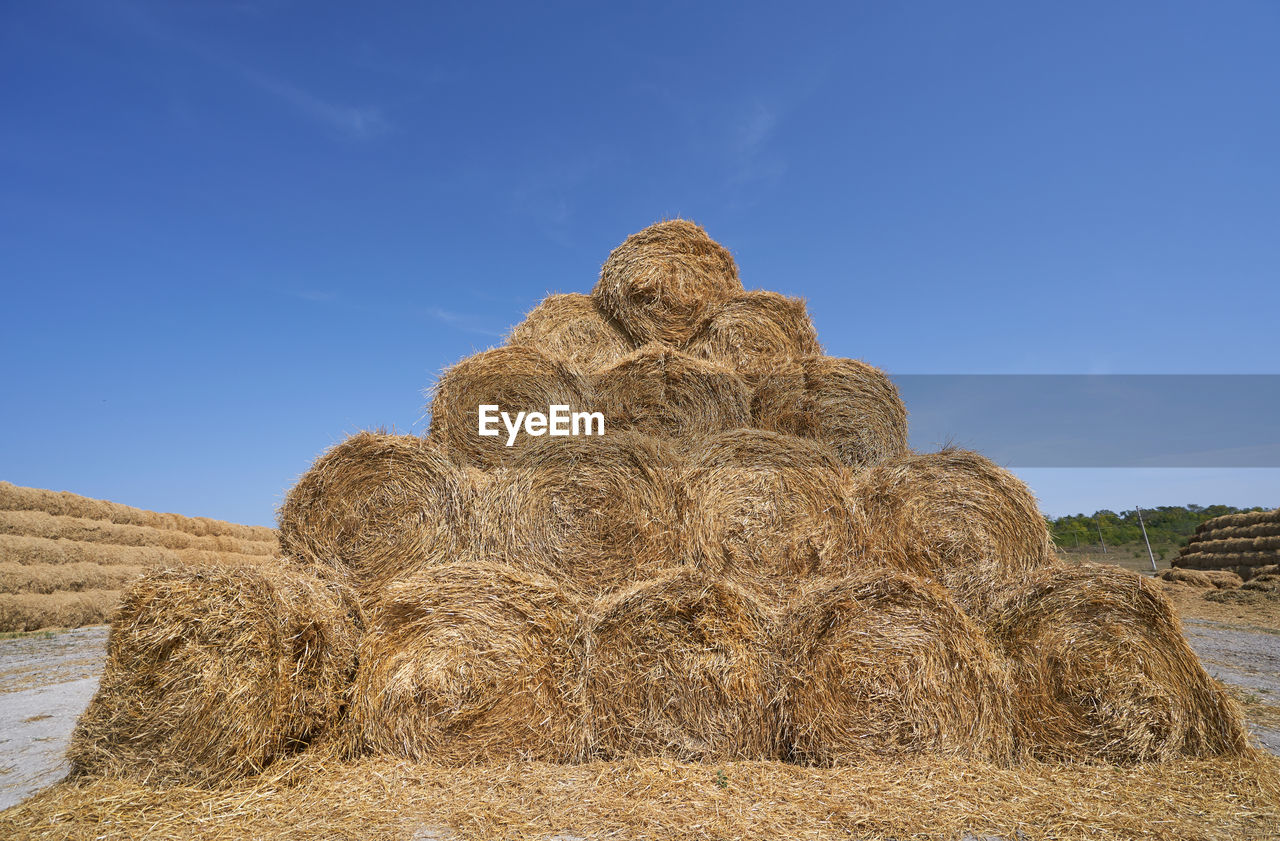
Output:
[71, 220, 1250, 784]
[1174, 507, 1280, 581]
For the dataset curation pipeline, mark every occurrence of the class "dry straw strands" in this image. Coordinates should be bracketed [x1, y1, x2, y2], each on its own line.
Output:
[346, 561, 582, 765]
[428, 345, 594, 469]
[1177, 551, 1279, 571]
[68, 564, 359, 784]
[1195, 508, 1278, 533]
[679, 429, 863, 596]
[580, 570, 777, 762]
[277, 431, 473, 597]
[853, 448, 1054, 613]
[1158, 567, 1243, 589]
[1187, 521, 1280, 542]
[0, 509, 275, 556]
[0, 533, 268, 568]
[776, 570, 1015, 765]
[751, 355, 908, 470]
[0, 480, 277, 542]
[592, 219, 743, 345]
[988, 563, 1249, 763]
[0, 562, 145, 595]
[0, 589, 119, 632]
[505, 292, 635, 373]
[589, 345, 751, 441]
[478, 431, 681, 596]
[4, 753, 1280, 841]
[1186, 535, 1280, 554]
[682, 290, 821, 379]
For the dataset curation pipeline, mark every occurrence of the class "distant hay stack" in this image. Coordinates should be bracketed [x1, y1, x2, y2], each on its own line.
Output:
[277, 432, 473, 597]
[683, 291, 821, 382]
[852, 449, 1054, 613]
[581, 570, 777, 761]
[506, 293, 635, 373]
[68, 564, 359, 783]
[479, 431, 682, 596]
[988, 564, 1249, 763]
[592, 220, 743, 345]
[680, 429, 864, 596]
[346, 562, 582, 765]
[428, 345, 594, 469]
[776, 571, 1015, 765]
[751, 355, 908, 470]
[589, 345, 751, 441]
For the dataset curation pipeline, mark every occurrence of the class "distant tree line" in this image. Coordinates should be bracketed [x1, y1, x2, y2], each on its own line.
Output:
[1048, 505, 1266, 549]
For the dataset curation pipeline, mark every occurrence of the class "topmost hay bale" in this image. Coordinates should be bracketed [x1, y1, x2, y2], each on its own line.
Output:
[505, 292, 635, 373]
[428, 345, 594, 469]
[680, 428, 864, 596]
[590, 345, 751, 441]
[277, 431, 473, 597]
[68, 563, 360, 784]
[776, 570, 1015, 766]
[988, 563, 1249, 763]
[751, 355, 908, 470]
[593, 220, 743, 345]
[851, 449, 1055, 613]
[478, 430, 682, 596]
[1195, 508, 1277, 534]
[682, 290, 821, 380]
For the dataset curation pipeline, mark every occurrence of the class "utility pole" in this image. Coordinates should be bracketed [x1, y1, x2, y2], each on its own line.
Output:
[1096, 518, 1107, 554]
[1135, 505, 1158, 572]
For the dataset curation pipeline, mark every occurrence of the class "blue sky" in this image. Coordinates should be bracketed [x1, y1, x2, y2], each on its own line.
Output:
[2, 1, 1277, 526]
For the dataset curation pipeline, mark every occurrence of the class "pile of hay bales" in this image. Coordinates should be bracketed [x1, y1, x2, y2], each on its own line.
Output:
[1174, 507, 1280, 582]
[0, 481, 277, 632]
[69, 220, 1250, 787]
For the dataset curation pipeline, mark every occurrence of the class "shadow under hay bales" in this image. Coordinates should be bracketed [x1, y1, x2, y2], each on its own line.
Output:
[579, 570, 779, 762]
[277, 431, 474, 599]
[988, 563, 1250, 764]
[477, 431, 683, 596]
[428, 345, 594, 469]
[68, 564, 360, 784]
[751, 355, 908, 470]
[589, 345, 751, 441]
[679, 428, 865, 597]
[505, 292, 635, 373]
[776, 570, 1015, 766]
[345, 561, 582, 765]
[592, 219, 743, 346]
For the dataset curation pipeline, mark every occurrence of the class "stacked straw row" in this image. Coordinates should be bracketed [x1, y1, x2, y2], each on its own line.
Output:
[69, 221, 1249, 785]
[0, 481, 277, 632]
[1174, 507, 1280, 578]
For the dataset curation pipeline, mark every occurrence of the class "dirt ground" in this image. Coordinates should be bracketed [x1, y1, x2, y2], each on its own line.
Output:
[1, 585, 1277, 821]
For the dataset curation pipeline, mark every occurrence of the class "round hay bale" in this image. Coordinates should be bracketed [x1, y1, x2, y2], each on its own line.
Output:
[346, 562, 582, 765]
[777, 571, 1015, 765]
[988, 563, 1249, 763]
[277, 432, 473, 597]
[680, 429, 864, 596]
[852, 449, 1055, 613]
[1247, 563, 1280, 580]
[582, 570, 777, 761]
[506, 293, 635, 373]
[428, 345, 594, 469]
[592, 220, 743, 345]
[683, 291, 821, 380]
[589, 345, 751, 440]
[479, 431, 682, 596]
[68, 564, 360, 783]
[751, 355, 908, 470]
[1200, 569, 1245, 589]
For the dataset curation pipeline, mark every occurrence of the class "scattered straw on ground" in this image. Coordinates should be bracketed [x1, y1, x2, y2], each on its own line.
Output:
[4, 752, 1278, 840]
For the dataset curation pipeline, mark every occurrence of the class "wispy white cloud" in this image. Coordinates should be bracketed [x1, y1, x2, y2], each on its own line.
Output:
[425, 306, 504, 338]
[727, 99, 788, 202]
[238, 67, 388, 138]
